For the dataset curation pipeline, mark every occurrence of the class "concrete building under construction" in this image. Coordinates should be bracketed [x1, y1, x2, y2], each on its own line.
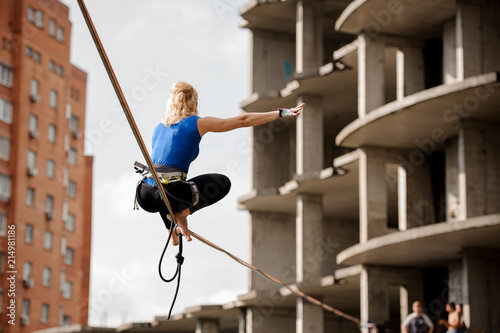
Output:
[35, 0, 500, 332]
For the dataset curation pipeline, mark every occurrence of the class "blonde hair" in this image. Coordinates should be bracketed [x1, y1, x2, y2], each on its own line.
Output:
[162, 81, 199, 126]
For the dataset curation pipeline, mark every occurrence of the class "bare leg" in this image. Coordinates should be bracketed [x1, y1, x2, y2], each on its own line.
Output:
[167, 208, 192, 245]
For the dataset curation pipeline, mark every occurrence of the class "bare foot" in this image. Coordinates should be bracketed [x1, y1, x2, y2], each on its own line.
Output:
[167, 209, 192, 245]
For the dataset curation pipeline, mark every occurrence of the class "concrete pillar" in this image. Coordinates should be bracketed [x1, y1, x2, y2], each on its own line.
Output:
[358, 34, 385, 117]
[297, 298, 323, 333]
[360, 266, 424, 333]
[443, 19, 458, 83]
[446, 120, 500, 221]
[461, 121, 500, 218]
[445, 137, 463, 221]
[239, 308, 247, 333]
[457, 1, 482, 79]
[296, 95, 323, 175]
[296, 0, 323, 73]
[462, 248, 500, 333]
[359, 147, 389, 243]
[396, 45, 424, 99]
[196, 318, 219, 333]
[296, 194, 323, 284]
[246, 307, 295, 333]
[249, 212, 295, 291]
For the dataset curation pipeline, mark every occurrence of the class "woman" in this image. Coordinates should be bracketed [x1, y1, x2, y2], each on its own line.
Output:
[135, 81, 304, 245]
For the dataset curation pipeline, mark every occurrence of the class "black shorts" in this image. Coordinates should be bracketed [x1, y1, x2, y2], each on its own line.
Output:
[136, 173, 231, 229]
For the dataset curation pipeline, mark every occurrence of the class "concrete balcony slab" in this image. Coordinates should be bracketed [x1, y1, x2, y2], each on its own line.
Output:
[336, 72, 500, 149]
[238, 151, 359, 219]
[337, 213, 500, 267]
[335, 0, 456, 38]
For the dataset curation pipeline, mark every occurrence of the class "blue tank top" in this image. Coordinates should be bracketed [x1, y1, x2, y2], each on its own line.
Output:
[145, 116, 201, 185]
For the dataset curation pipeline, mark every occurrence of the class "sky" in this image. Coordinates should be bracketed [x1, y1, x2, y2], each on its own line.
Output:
[61, 0, 252, 327]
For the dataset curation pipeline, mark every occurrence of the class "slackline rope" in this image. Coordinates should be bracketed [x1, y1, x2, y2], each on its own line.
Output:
[76, 1, 374, 330]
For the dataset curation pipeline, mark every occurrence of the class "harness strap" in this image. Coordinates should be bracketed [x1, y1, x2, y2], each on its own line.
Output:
[134, 161, 187, 179]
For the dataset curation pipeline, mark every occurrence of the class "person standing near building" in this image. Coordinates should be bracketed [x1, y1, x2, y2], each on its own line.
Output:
[439, 302, 462, 333]
[401, 301, 435, 333]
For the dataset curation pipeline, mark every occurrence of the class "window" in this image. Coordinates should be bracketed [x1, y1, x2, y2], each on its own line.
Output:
[25, 46, 32, 57]
[49, 60, 55, 72]
[33, 52, 41, 63]
[0, 63, 13, 87]
[47, 160, 55, 178]
[0, 98, 13, 123]
[43, 267, 51, 286]
[41, 304, 49, 323]
[29, 114, 38, 138]
[26, 187, 35, 206]
[66, 213, 75, 232]
[69, 115, 79, 133]
[30, 78, 39, 101]
[0, 136, 10, 160]
[56, 27, 64, 42]
[56, 65, 63, 77]
[44, 231, 52, 250]
[61, 236, 66, 255]
[62, 281, 72, 299]
[0, 174, 11, 201]
[68, 148, 77, 165]
[62, 200, 68, 222]
[27, 151, 37, 175]
[35, 10, 44, 28]
[25, 225, 33, 244]
[23, 261, 32, 280]
[67, 181, 76, 198]
[0, 212, 6, 236]
[27, 7, 35, 23]
[48, 124, 56, 143]
[59, 270, 65, 291]
[63, 315, 71, 326]
[0, 252, 5, 274]
[64, 247, 73, 265]
[49, 90, 58, 108]
[22, 299, 31, 325]
[49, 19, 56, 36]
[45, 195, 54, 213]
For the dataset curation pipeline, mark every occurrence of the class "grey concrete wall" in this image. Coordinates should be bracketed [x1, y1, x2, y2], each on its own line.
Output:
[250, 29, 295, 94]
[357, 35, 386, 117]
[196, 318, 219, 333]
[249, 212, 296, 291]
[246, 307, 295, 333]
[462, 120, 500, 218]
[297, 298, 323, 333]
[251, 120, 296, 190]
[296, 94, 323, 175]
[360, 266, 424, 329]
[322, 218, 358, 276]
[445, 136, 463, 221]
[464, 248, 500, 333]
[296, 0, 323, 73]
[296, 194, 323, 284]
[459, 1, 500, 77]
[406, 158, 436, 228]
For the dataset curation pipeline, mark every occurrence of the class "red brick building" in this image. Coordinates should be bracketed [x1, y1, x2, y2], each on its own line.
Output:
[0, 0, 92, 331]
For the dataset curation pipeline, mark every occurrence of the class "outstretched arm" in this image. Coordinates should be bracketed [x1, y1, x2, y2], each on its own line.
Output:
[197, 103, 304, 137]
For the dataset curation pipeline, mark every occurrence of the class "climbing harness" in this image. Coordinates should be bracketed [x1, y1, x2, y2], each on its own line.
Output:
[133, 161, 200, 210]
[76, 0, 375, 330]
